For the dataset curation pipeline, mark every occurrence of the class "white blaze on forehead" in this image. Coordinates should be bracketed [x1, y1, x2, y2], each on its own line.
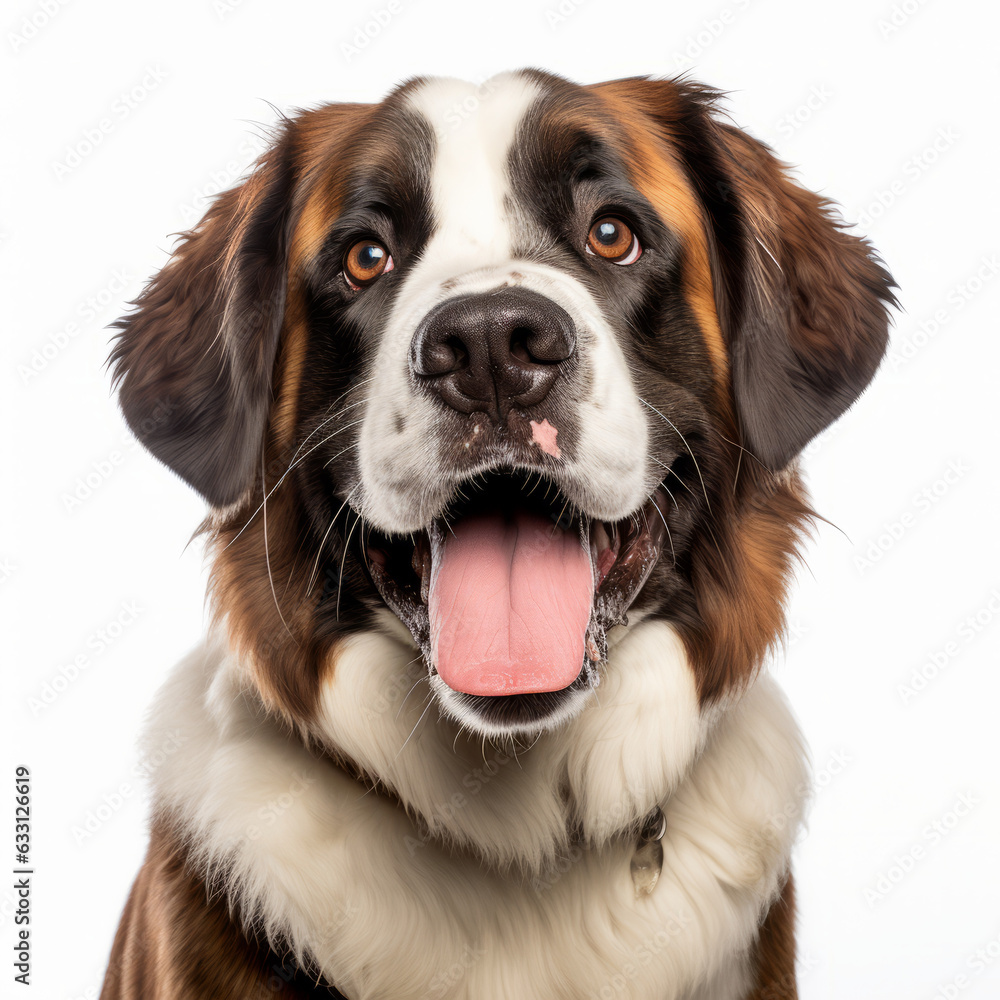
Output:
[407, 73, 541, 273]
[354, 74, 546, 533]
[356, 73, 653, 534]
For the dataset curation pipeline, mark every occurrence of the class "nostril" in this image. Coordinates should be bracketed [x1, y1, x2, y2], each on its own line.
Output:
[446, 336, 469, 370]
[416, 333, 469, 377]
[510, 325, 575, 366]
[509, 327, 532, 364]
[522, 323, 575, 365]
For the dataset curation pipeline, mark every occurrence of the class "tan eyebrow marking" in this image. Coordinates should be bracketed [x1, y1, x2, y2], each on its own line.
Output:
[587, 82, 731, 403]
[272, 104, 377, 450]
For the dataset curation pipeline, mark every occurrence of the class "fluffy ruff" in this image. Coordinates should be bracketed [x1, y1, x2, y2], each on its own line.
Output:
[144, 615, 808, 1000]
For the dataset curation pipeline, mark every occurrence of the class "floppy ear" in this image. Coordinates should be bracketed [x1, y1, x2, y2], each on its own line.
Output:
[672, 83, 897, 470]
[109, 125, 297, 507]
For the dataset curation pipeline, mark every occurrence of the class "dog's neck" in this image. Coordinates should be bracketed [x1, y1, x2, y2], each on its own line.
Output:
[305, 610, 721, 872]
[143, 617, 807, 1000]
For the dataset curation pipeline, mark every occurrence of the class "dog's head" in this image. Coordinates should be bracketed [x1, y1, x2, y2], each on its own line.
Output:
[112, 71, 894, 739]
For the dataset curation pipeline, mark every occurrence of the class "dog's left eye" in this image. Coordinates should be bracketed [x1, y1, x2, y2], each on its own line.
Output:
[586, 217, 642, 265]
[344, 240, 394, 290]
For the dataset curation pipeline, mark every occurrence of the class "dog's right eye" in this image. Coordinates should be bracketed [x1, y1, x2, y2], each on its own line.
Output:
[344, 240, 394, 290]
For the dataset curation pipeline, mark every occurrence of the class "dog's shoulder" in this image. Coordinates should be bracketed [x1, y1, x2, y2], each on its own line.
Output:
[101, 820, 346, 1000]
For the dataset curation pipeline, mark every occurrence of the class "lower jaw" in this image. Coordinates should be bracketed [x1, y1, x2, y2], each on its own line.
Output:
[365, 479, 668, 736]
[428, 671, 596, 739]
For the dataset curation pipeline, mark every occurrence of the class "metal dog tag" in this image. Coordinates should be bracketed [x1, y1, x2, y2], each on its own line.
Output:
[631, 806, 666, 898]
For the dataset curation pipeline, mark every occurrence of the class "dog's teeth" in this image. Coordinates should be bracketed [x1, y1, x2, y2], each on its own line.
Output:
[591, 520, 610, 552]
[420, 548, 431, 604]
[589, 520, 620, 591]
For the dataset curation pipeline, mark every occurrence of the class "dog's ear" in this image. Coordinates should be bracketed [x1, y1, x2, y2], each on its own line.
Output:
[671, 82, 897, 470]
[109, 124, 297, 507]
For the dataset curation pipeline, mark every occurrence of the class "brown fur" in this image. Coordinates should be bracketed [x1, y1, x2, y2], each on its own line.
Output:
[626, 77, 895, 471]
[745, 875, 799, 1000]
[682, 477, 814, 704]
[206, 482, 331, 726]
[116, 102, 380, 726]
[188, 98, 430, 726]
[101, 819, 343, 999]
[583, 77, 893, 705]
[589, 80, 732, 388]
[104, 72, 894, 998]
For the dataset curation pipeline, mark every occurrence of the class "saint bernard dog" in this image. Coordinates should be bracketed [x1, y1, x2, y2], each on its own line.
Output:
[100, 70, 895, 999]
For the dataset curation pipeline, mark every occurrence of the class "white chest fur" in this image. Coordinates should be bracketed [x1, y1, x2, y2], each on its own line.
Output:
[144, 620, 808, 1000]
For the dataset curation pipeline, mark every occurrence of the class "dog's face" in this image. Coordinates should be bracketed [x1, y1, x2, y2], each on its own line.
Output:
[112, 71, 894, 741]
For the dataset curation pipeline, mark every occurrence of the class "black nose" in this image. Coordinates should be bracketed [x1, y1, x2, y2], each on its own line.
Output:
[409, 287, 576, 421]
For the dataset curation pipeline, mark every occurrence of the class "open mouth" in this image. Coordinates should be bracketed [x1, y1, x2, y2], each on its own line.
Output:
[364, 470, 667, 728]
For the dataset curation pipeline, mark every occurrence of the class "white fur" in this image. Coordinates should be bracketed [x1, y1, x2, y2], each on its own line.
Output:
[355, 73, 653, 535]
[144, 618, 808, 1000]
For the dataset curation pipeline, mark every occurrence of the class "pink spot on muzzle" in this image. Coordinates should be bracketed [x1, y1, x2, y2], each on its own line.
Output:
[530, 418, 562, 459]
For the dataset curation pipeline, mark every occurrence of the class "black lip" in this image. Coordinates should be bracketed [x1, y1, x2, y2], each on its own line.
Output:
[443, 685, 591, 733]
[364, 470, 668, 729]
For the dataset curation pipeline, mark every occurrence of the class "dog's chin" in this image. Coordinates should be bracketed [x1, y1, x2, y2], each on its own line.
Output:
[428, 671, 597, 740]
[362, 469, 667, 739]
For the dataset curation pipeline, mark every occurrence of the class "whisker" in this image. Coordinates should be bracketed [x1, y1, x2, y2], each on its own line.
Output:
[321, 439, 360, 469]
[639, 397, 712, 514]
[650, 494, 676, 568]
[336, 511, 363, 621]
[395, 669, 430, 722]
[391, 696, 434, 763]
[550, 496, 572, 538]
[651, 456, 698, 503]
[356, 690, 434, 797]
[305, 487, 358, 594]
[654, 473, 679, 509]
[713, 428, 768, 480]
[361, 522, 372, 572]
[652, 453, 725, 558]
[224, 418, 365, 551]
[285, 390, 370, 469]
[392, 692, 434, 764]
[261, 444, 298, 644]
[521, 729, 543, 753]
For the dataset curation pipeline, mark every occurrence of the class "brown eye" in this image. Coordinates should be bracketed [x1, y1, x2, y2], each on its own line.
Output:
[586, 217, 642, 265]
[344, 240, 393, 288]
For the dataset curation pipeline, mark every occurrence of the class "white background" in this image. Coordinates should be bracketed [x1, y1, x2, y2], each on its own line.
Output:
[3, 0, 999, 997]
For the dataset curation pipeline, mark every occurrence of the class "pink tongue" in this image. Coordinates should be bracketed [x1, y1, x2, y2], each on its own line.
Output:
[429, 511, 593, 696]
